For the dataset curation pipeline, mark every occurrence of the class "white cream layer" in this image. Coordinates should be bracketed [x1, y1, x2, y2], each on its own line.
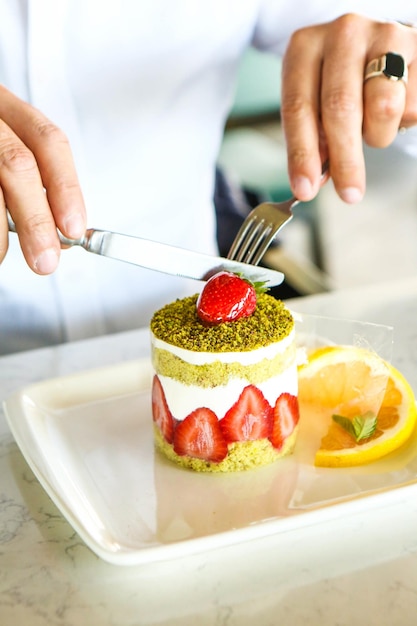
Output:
[157, 364, 298, 421]
[151, 329, 295, 366]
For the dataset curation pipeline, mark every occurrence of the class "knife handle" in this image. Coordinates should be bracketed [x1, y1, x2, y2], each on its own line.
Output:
[6, 209, 98, 251]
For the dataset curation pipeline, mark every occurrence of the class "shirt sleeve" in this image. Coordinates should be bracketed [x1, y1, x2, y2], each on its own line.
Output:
[252, 0, 417, 54]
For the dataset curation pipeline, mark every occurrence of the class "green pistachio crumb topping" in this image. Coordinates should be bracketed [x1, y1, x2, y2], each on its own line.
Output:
[150, 293, 294, 352]
[154, 426, 298, 472]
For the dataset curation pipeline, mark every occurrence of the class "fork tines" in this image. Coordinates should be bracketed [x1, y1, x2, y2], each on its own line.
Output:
[227, 201, 294, 266]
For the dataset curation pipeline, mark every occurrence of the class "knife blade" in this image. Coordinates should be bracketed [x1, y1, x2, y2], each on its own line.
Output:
[80, 229, 285, 287]
[7, 213, 285, 287]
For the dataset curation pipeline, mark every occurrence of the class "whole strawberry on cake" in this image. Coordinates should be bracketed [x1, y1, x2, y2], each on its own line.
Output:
[150, 271, 299, 472]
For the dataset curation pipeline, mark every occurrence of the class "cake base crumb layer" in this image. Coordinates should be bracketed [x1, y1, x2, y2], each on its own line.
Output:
[154, 426, 298, 473]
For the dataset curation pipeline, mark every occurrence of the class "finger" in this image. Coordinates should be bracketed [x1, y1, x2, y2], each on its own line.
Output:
[386, 23, 417, 129]
[363, 42, 410, 146]
[0, 119, 61, 274]
[402, 61, 417, 127]
[0, 85, 86, 240]
[363, 75, 406, 147]
[319, 14, 368, 204]
[0, 124, 60, 271]
[281, 25, 325, 201]
[0, 189, 8, 263]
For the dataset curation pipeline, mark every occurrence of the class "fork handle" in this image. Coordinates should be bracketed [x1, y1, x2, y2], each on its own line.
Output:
[6, 210, 17, 235]
[321, 159, 329, 179]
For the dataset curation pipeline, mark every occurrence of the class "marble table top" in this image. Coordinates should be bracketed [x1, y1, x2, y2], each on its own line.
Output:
[1, 276, 417, 625]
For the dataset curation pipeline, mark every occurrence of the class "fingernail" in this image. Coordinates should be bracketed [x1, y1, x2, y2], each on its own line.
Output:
[63, 213, 85, 238]
[293, 176, 313, 199]
[34, 248, 59, 274]
[339, 187, 363, 204]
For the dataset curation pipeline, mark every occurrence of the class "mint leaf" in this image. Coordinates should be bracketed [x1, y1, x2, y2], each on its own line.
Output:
[332, 414, 356, 439]
[332, 411, 377, 442]
[352, 412, 378, 441]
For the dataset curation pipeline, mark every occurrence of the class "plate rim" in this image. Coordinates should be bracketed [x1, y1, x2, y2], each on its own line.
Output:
[4, 358, 417, 566]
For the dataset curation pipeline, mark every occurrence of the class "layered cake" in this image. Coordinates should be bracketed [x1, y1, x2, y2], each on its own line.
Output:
[150, 271, 299, 472]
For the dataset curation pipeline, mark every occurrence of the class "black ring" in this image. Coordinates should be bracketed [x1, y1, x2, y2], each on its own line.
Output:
[364, 52, 408, 84]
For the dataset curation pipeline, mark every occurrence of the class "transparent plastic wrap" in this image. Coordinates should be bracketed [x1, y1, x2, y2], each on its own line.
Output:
[292, 311, 393, 362]
[291, 311, 398, 467]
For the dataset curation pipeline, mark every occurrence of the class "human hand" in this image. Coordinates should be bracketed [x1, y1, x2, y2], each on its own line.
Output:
[281, 14, 417, 203]
[0, 85, 86, 273]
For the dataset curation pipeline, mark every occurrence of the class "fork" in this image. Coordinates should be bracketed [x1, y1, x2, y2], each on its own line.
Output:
[227, 161, 329, 266]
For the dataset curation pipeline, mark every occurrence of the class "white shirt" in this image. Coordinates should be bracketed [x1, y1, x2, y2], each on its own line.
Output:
[1, 0, 416, 354]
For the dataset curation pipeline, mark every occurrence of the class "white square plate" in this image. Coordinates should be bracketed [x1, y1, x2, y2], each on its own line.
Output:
[4, 358, 417, 566]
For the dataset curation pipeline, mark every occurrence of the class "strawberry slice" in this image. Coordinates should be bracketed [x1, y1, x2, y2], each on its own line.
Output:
[270, 393, 300, 449]
[220, 385, 273, 442]
[173, 407, 228, 463]
[151, 375, 175, 444]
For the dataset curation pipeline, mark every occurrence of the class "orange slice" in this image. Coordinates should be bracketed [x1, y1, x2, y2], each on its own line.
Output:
[298, 346, 417, 467]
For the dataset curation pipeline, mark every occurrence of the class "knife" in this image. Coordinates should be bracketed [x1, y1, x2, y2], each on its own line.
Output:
[7, 213, 285, 287]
